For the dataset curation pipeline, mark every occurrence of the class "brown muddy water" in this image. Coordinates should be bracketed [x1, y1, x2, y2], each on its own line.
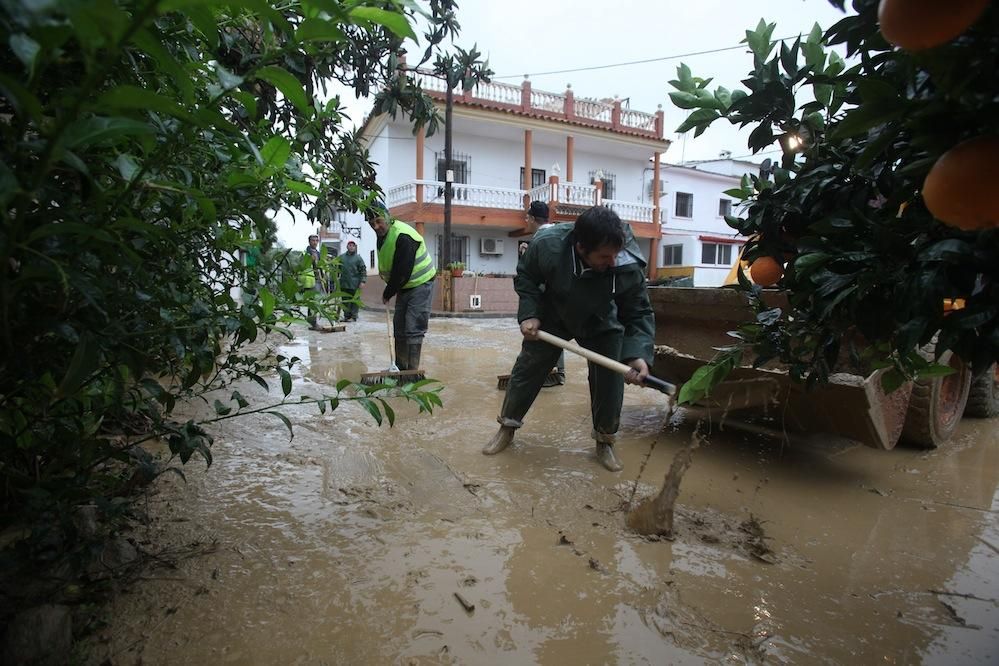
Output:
[88, 314, 999, 665]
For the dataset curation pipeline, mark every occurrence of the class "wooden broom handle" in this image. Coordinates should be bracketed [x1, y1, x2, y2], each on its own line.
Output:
[535, 330, 677, 396]
[385, 307, 394, 364]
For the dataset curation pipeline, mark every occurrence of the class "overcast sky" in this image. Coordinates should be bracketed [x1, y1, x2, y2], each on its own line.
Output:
[277, 0, 851, 247]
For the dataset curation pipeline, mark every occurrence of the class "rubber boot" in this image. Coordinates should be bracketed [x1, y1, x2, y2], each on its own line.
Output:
[596, 442, 623, 472]
[482, 425, 515, 455]
[394, 339, 410, 371]
[407, 342, 423, 370]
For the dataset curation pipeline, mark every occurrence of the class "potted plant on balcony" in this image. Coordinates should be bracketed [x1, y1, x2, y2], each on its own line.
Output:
[447, 261, 465, 277]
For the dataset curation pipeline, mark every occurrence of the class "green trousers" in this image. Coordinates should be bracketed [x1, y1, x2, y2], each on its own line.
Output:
[498, 326, 623, 442]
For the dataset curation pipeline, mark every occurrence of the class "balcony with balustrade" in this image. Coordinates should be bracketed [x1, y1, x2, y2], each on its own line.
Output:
[385, 174, 663, 240]
[411, 70, 664, 140]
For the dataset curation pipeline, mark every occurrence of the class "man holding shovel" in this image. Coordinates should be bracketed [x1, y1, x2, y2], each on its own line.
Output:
[483, 206, 655, 472]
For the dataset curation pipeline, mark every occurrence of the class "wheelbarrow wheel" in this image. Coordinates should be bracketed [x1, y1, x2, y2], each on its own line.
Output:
[964, 363, 999, 418]
[900, 349, 972, 449]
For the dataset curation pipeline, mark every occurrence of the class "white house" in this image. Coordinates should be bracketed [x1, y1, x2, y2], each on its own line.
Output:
[656, 155, 761, 287]
[315, 75, 760, 309]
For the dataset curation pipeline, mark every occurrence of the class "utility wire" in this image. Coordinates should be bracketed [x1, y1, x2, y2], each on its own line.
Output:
[493, 35, 803, 80]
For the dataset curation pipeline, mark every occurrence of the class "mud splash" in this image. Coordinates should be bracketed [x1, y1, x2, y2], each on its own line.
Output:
[86, 313, 999, 664]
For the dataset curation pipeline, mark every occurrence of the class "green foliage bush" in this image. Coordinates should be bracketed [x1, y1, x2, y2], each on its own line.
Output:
[0, 0, 485, 623]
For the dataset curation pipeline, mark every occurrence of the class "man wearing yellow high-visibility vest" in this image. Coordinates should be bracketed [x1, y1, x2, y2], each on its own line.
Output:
[366, 201, 436, 371]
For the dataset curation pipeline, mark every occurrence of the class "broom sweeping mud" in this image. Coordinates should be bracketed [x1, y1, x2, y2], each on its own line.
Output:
[360, 308, 426, 385]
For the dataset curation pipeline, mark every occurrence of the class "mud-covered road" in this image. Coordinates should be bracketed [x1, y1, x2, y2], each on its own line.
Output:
[88, 314, 999, 664]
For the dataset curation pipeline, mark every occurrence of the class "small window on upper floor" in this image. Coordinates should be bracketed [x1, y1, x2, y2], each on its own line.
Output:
[589, 170, 616, 200]
[718, 199, 732, 217]
[675, 192, 693, 218]
[520, 167, 546, 189]
[701, 242, 733, 265]
[663, 244, 683, 266]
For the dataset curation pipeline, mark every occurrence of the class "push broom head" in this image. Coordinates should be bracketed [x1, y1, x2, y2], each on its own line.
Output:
[360, 368, 427, 386]
[496, 368, 564, 390]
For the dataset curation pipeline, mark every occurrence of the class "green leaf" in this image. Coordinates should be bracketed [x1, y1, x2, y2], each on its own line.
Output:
[357, 397, 383, 425]
[0, 161, 19, 206]
[213, 399, 232, 416]
[295, 17, 346, 42]
[267, 410, 294, 439]
[115, 153, 140, 182]
[0, 73, 44, 121]
[259, 287, 275, 319]
[286, 179, 321, 196]
[828, 103, 903, 140]
[232, 390, 249, 408]
[879, 368, 907, 394]
[256, 65, 312, 116]
[916, 363, 956, 379]
[215, 63, 244, 91]
[279, 368, 292, 396]
[57, 333, 99, 398]
[260, 136, 291, 170]
[62, 116, 154, 149]
[668, 91, 699, 110]
[350, 6, 416, 40]
[9, 33, 41, 78]
[131, 28, 195, 104]
[676, 108, 720, 135]
[98, 85, 190, 120]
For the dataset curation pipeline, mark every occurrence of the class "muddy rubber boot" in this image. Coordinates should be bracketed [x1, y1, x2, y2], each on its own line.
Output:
[482, 425, 515, 455]
[596, 442, 623, 472]
[394, 339, 410, 371]
[407, 342, 423, 370]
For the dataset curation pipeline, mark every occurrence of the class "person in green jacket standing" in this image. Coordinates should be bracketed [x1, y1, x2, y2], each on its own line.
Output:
[366, 202, 435, 371]
[339, 240, 367, 321]
[483, 206, 655, 472]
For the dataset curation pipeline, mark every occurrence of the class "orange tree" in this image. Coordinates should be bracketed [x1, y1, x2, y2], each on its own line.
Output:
[670, 0, 999, 399]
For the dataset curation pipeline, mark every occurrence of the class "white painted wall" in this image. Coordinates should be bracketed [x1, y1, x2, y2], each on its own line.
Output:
[656, 162, 756, 286]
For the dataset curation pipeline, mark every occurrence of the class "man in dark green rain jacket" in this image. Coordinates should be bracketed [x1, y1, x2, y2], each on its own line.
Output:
[483, 206, 655, 472]
[339, 240, 367, 321]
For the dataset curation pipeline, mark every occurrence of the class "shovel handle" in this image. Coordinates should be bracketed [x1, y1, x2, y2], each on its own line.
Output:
[535, 330, 676, 396]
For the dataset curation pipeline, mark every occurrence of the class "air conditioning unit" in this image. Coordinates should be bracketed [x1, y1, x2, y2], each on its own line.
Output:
[480, 237, 504, 255]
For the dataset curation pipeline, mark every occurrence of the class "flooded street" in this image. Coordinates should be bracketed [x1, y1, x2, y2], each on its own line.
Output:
[90, 313, 999, 665]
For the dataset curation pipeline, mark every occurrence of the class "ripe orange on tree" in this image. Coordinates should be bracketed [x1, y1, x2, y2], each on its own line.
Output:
[878, 0, 990, 51]
[750, 256, 783, 286]
[922, 135, 999, 231]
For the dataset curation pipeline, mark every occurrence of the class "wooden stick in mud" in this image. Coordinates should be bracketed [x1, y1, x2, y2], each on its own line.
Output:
[626, 434, 702, 536]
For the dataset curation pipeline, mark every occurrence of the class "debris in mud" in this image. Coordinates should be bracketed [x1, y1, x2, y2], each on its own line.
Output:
[627, 434, 701, 536]
[557, 533, 573, 546]
[588, 557, 604, 572]
[739, 515, 778, 564]
[939, 600, 981, 629]
[460, 576, 477, 587]
[453, 592, 475, 614]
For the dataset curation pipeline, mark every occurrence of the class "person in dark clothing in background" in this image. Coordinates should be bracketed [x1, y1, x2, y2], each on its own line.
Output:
[366, 201, 435, 371]
[339, 240, 367, 321]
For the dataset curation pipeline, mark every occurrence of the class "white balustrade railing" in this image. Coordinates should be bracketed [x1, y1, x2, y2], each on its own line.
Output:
[620, 108, 657, 132]
[471, 79, 521, 105]
[385, 180, 656, 224]
[451, 183, 525, 209]
[604, 198, 656, 224]
[531, 89, 564, 113]
[385, 182, 416, 206]
[560, 181, 598, 206]
[574, 98, 613, 124]
[527, 183, 550, 204]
